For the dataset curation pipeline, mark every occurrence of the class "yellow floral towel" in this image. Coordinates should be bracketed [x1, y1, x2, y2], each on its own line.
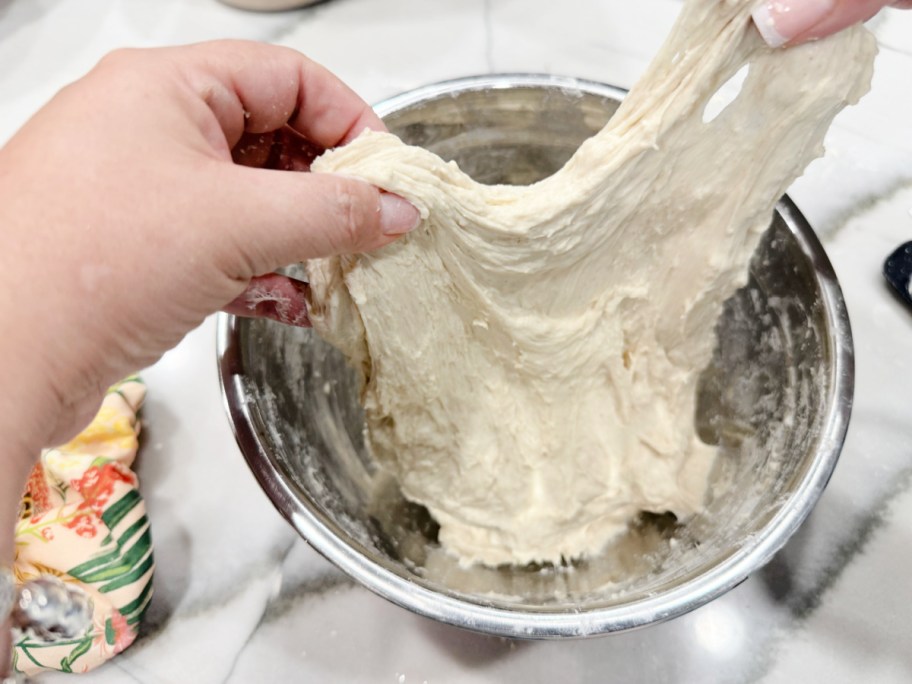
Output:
[12, 376, 154, 675]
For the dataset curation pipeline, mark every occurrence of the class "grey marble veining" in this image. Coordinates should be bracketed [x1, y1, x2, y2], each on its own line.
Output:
[0, 0, 910, 681]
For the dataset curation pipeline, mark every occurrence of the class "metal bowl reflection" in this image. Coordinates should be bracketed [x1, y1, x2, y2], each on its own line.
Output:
[217, 75, 853, 638]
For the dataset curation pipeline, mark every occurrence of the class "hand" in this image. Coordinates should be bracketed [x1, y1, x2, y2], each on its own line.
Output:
[753, 0, 912, 47]
[0, 45, 419, 671]
[0, 40, 419, 457]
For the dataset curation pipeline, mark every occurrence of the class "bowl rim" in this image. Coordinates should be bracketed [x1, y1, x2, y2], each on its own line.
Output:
[216, 73, 855, 638]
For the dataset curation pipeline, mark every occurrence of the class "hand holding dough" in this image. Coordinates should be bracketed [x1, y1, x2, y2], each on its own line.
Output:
[306, 0, 876, 566]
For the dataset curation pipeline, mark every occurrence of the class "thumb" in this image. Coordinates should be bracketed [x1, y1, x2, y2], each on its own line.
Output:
[209, 161, 420, 280]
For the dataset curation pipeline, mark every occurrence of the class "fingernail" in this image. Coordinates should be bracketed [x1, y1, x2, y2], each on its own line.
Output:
[379, 193, 420, 236]
[752, 0, 835, 48]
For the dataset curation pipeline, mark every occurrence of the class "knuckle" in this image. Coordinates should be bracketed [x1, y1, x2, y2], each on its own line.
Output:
[96, 47, 140, 72]
[326, 178, 379, 251]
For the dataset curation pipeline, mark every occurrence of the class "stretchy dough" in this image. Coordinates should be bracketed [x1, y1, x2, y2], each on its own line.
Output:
[306, 0, 875, 566]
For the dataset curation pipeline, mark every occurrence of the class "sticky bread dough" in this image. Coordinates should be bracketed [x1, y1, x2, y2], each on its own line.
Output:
[306, 0, 876, 566]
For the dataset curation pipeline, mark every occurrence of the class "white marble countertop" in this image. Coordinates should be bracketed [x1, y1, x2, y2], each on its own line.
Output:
[2, 0, 911, 681]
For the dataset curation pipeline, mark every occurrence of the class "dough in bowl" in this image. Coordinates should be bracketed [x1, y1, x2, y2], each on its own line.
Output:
[306, 0, 876, 566]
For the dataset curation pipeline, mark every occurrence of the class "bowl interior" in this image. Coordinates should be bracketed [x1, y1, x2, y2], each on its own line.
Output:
[222, 79, 841, 626]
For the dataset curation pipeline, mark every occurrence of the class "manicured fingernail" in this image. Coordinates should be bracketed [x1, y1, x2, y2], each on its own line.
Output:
[752, 0, 835, 47]
[379, 193, 420, 236]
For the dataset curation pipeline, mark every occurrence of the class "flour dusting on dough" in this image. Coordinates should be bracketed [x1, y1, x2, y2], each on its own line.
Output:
[306, 0, 876, 566]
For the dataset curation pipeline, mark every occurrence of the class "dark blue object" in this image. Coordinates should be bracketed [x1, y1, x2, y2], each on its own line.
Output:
[884, 241, 912, 310]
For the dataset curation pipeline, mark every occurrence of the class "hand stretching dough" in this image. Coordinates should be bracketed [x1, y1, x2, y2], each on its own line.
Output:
[306, 0, 876, 566]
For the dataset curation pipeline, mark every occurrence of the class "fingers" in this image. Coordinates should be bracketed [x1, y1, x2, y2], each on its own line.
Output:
[70, 41, 419, 314]
[176, 40, 386, 153]
[160, 41, 419, 302]
[208, 162, 419, 279]
[232, 126, 325, 171]
[752, 0, 905, 47]
[223, 273, 311, 327]
[168, 41, 418, 276]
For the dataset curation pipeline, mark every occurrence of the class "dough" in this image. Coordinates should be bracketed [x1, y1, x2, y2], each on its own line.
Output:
[306, 0, 876, 566]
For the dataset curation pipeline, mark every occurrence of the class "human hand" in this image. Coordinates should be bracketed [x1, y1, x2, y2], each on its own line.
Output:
[753, 0, 912, 47]
[0, 40, 419, 456]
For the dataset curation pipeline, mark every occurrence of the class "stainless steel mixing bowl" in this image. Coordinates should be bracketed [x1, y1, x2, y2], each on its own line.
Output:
[217, 74, 854, 638]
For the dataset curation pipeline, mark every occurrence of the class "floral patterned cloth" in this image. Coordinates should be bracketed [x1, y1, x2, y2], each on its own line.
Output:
[11, 376, 154, 675]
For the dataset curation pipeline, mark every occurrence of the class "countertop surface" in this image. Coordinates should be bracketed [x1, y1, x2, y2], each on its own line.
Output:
[2, 0, 911, 682]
